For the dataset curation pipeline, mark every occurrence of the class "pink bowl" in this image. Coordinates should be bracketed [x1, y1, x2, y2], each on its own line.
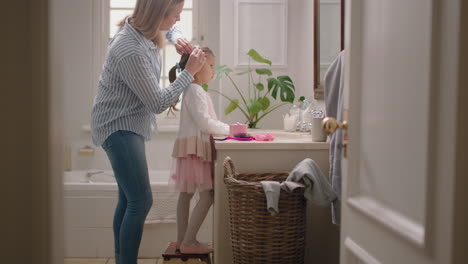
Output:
[229, 123, 248, 137]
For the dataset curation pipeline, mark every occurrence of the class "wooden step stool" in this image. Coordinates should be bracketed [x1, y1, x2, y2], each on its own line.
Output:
[162, 243, 212, 264]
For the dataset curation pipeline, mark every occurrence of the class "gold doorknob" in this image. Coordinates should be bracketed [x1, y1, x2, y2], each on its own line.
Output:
[322, 117, 348, 134]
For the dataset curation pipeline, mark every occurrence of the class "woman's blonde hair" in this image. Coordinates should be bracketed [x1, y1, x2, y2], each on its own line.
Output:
[118, 0, 184, 47]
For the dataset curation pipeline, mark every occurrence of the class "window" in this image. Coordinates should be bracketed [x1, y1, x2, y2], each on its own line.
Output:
[109, 0, 195, 94]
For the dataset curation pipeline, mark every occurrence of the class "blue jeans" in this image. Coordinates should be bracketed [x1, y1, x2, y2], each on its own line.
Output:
[102, 131, 153, 264]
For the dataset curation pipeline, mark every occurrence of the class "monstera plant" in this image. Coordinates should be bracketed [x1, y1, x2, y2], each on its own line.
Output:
[203, 49, 295, 128]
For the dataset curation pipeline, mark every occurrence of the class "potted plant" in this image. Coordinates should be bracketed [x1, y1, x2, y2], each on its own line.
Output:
[202, 49, 296, 128]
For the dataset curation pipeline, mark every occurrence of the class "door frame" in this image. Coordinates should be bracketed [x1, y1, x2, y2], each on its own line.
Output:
[31, 0, 468, 263]
[453, 0, 468, 262]
[49, 0, 65, 262]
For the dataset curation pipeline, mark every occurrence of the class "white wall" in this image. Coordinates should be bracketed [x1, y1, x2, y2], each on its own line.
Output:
[62, 0, 320, 170]
[62, 0, 108, 170]
[218, 0, 318, 129]
[319, 0, 342, 87]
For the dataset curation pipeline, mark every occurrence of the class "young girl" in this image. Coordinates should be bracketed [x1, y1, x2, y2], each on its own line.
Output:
[168, 47, 229, 254]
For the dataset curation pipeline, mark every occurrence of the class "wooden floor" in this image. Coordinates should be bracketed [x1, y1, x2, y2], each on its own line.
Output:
[64, 258, 163, 264]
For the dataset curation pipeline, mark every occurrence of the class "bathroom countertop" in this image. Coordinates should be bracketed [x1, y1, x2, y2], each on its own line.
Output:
[214, 129, 329, 150]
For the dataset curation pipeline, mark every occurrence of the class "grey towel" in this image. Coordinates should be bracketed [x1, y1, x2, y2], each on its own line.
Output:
[261, 181, 305, 216]
[261, 181, 281, 216]
[286, 159, 337, 207]
[324, 50, 345, 224]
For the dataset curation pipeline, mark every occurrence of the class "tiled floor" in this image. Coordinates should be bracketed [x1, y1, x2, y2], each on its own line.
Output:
[64, 258, 163, 264]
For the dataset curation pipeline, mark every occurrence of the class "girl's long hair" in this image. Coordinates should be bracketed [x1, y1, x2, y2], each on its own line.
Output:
[118, 0, 184, 47]
[168, 47, 214, 83]
[167, 47, 215, 114]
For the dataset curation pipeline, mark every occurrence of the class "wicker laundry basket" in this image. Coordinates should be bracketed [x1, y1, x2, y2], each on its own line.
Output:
[223, 157, 306, 264]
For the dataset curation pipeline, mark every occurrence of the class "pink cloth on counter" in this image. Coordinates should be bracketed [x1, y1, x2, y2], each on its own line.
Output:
[253, 133, 275, 141]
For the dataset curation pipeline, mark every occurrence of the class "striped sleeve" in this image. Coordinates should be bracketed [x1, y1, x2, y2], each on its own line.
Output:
[166, 24, 184, 44]
[118, 54, 194, 114]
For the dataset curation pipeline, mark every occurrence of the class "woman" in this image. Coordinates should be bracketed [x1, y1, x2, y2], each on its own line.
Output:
[90, 1, 205, 263]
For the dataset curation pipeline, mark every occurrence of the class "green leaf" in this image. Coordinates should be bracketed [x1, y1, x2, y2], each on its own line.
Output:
[215, 65, 233, 79]
[278, 75, 294, 86]
[265, 76, 295, 102]
[255, 83, 264, 91]
[246, 49, 272, 66]
[236, 69, 253, 76]
[267, 78, 279, 99]
[260, 97, 270, 111]
[280, 89, 295, 102]
[224, 99, 239, 115]
[255, 68, 273, 76]
[201, 83, 209, 91]
[298, 96, 305, 102]
[267, 78, 277, 92]
[246, 99, 263, 115]
[215, 65, 233, 74]
[275, 75, 295, 103]
[271, 85, 279, 99]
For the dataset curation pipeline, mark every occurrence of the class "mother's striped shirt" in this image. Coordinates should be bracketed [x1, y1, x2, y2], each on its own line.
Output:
[91, 19, 193, 146]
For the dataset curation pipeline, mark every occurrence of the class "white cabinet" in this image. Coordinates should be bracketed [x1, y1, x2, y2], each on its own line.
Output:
[213, 130, 339, 264]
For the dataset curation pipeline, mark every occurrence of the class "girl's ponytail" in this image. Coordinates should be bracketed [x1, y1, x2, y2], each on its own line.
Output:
[169, 47, 214, 83]
[167, 47, 214, 115]
[169, 53, 190, 83]
[167, 53, 189, 115]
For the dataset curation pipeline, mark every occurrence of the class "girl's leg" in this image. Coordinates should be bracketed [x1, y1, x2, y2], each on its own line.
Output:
[183, 190, 214, 245]
[176, 192, 194, 245]
[102, 131, 153, 264]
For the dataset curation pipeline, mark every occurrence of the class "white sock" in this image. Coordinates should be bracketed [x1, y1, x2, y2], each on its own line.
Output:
[183, 190, 214, 245]
[176, 192, 194, 244]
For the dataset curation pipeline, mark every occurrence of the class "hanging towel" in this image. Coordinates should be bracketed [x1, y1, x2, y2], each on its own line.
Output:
[261, 181, 305, 216]
[261, 181, 281, 216]
[324, 50, 345, 225]
[286, 158, 337, 207]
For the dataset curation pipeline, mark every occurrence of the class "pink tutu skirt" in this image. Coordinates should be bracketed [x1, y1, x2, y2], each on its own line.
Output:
[170, 154, 213, 193]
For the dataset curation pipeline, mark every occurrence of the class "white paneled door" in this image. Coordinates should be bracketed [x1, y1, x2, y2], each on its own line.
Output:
[340, 0, 459, 263]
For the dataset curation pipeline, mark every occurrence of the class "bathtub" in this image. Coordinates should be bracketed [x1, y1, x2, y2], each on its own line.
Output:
[63, 170, 170, 192]
[63, 170, 213, 258]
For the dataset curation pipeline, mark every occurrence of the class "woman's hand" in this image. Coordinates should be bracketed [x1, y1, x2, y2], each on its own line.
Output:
[185, 48, 206, 76]
[175, 38, 193, 54]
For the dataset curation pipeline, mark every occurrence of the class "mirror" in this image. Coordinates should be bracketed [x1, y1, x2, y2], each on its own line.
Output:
[314, 0, 345, 99]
